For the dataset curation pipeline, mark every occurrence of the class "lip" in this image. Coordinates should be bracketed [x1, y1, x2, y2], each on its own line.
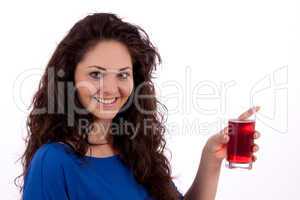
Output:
[93, 96, 119, 109]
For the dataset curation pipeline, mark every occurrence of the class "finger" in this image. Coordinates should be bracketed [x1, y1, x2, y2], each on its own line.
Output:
[254, 131, 261, 139]
[238, 106, 260, 120]
[209, 127, 230, 151]
[220, 126, 229, 135]
[222, 134, 230, 144]
[252, 144, 259, 152]
[252, 155, 257, 162]
[220, 127, 230, 143]
[214, 129, 230, 145]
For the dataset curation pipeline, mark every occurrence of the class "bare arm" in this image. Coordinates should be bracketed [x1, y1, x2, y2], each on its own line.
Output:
[183, 147, 222, 200]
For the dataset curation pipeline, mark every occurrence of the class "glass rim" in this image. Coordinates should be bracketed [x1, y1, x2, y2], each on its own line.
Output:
[228, 118, 255, 123]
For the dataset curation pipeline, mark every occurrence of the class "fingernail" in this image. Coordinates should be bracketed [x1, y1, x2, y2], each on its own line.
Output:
[224, 135, 229, 141]
[255, 106, 261, 111]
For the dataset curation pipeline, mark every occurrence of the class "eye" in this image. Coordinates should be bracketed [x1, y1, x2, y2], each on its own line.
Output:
[118, 72, 130, 80]
[89, 71, 104, 79]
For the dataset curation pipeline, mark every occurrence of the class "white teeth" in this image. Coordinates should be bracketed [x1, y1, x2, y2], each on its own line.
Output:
[93, 97, 117, 104]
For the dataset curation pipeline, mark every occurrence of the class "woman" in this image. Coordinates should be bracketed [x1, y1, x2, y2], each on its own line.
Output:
[19, 13, 260, 200]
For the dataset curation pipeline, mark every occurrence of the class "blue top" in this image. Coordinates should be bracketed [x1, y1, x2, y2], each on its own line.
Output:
[22, 142, 183, 200]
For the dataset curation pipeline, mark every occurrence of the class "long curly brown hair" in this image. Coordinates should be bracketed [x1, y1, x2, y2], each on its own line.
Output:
[16, 13, 181, 200]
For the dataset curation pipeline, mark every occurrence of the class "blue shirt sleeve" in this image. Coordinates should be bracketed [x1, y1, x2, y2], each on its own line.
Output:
[22, 144, 70, 200]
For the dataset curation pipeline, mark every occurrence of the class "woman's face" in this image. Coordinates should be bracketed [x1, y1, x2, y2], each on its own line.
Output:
[74, 40, 134, 121]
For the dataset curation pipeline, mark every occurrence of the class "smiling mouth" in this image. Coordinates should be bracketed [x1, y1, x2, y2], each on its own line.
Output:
[92, 96, 118, 104]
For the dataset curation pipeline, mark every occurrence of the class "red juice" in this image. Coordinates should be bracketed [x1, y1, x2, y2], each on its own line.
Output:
[226, 119, 255, 169]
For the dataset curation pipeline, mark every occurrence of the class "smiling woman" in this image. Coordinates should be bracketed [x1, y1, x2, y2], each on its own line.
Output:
[17, 12, 261, 200]
[18, 13, 184, 200]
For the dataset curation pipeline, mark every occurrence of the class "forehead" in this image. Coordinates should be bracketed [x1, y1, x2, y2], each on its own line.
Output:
[77, 40, 133, 70]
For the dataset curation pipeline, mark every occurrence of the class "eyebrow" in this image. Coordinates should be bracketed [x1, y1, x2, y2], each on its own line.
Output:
[88, 65, 131, 71]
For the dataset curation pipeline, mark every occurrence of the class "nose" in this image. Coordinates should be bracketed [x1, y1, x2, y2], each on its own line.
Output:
[101, 74, 119, 96]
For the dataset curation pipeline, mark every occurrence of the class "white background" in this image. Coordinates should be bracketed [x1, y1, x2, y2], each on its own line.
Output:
[0, 0, 299, 199]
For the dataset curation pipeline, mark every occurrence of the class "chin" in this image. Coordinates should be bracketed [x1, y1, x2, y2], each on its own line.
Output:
[93, 111, 119, 121]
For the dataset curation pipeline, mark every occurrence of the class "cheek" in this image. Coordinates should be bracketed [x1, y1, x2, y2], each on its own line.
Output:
[120, 81, 134, 98]
[74, 86, 90, 109]
[74, 79, 98, 105]
[76, 87, 90, 100]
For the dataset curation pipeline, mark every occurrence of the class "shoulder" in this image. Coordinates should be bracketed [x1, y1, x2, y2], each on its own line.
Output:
[32, 142, 71, 163]
[23, 143, 74, 199]
[28, 142, 74, 174]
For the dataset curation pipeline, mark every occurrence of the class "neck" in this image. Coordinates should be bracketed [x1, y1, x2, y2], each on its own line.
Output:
[88, 119, 113, 145]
